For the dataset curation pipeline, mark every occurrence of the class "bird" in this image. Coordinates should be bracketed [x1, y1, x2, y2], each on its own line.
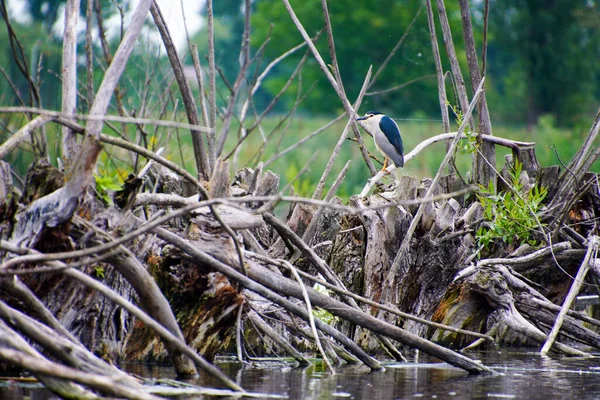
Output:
[357, 111, 404, 171]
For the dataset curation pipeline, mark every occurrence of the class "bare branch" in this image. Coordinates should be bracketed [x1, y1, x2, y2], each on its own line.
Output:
[191, 44, 209, 127]
[0, 241, 244, 392]
[215, 0, 253, 158]
[541, 236, 598, 354]
[382, 79, 486, 302]
[313, 67, 372, 200]
[257, 252, 493, 342]
[366, 75, 437, 96]
[0, 347, 160, 399]
[282, 0, 377, 175]
[154, 224, 383, 370]
[360, 129, 534, 196]
[206, 0, 217, 167]
[61, 0, 81, 163]
[247, 309, 311, 365]
[0, 107, 213, 134]
[435, 0, 472, 127]
[151, 1, 210, 181]
[426, 0, 450, 134]
[85, 0, 94, 107]
[370, 5, 423, 87]
[288, 262, 334, 373]
[0, 114, 52, 159]
[458, 0, 495, 185]
[263, 113, 345, 168]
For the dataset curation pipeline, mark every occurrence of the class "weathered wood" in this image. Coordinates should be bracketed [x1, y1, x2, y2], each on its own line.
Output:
[3, 86, 600, 397]
[70, 212, 197, 376]
[541, 236, 598, 353]
[247, 309, 311, 366]
[461, 264, 590, 355]
[209, 158, 230, 199]
[0, 277, 81, 345]
[191, 205, 263, 231]
[150, 2, 210, 181]
[329, 214, 365, 296]
[156, 224, 493, 373]
[458, 0, 496, 187]
[0, 319, 101, 399]
[0, 240, 244, 392]
[9, 0, 154, 250]
[117, 217, 243, 364]
[518, 294, 600, 349]
[60, 0, 80, 163]
[0, 115, 53, 160]
[155, 224, 383, 370]
[0, 299, 136, 382]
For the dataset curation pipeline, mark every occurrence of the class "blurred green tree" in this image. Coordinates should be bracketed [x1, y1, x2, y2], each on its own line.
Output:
[26, 0, 65, 31]
[488, 0, 600, 126]
[250, 0, 444, 117]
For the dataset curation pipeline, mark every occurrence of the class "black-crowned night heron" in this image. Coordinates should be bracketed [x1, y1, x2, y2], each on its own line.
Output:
[357, 111, 404, 171]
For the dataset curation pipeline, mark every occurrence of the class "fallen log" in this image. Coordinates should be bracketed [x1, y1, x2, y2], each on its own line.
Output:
[153, 222, 493, 374]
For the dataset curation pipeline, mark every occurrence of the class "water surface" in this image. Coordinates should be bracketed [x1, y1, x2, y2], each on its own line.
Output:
[3, 348, 600, 399]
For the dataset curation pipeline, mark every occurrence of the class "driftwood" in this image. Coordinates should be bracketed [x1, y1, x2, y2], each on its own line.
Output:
[1, 0, 600, 397]
[3, 127, 600, 387]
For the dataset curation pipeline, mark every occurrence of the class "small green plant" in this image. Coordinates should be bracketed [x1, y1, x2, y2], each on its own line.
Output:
[476, 161, 547, 250]
[448, 102, 478, 154]
[312, 282, 337, 325]
[94, 153, 127, 205]
[94, 266, 105, 279]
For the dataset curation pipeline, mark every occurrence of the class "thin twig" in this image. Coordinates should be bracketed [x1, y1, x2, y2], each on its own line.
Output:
[282, 0, 377, 175]
[426, 0, 450, 135]
[541, 235, 598, 354]
[190, 45, 209, 128]
[435, 0, 472, 130]
[235, 301, 244, 363]
[298, 160, 350, 251]
[382, 78, 486, 303]
[0, 107, 213, 133]
[150, 2, 210, 180]
[370, 5, 423, 88]
[0, 348, 160, 400]
[215, 0, 253, 157]
[313, 67, 372, 200]
[0, 115, 52, 159]
[153, 225, 382, 370]
[205, 0, 217, 169]
[85, 0, 94, 108]
[0, 242, 244, 392]
[359, 129, 533, 197]
[134, 187, 478, 217]
[263, 113, 345, 168]
[247, 309, 311, 365]
[0, 202, 206, 270]
[233, 41, 307, 166]
[288, 261, 334, 373]
[248, 251, 493, 342]
[366, 75, 437, 96]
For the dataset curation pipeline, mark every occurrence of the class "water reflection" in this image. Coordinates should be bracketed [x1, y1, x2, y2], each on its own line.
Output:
[3, 349, 600, 399]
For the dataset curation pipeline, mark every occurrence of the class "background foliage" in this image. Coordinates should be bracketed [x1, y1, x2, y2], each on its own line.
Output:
[1, 0, 599, 196]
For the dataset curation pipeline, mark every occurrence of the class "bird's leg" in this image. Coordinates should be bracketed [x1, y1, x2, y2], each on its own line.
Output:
[381, 157, 389, 174]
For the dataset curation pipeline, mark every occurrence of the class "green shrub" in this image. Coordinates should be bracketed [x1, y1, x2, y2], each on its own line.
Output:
[476, 161, 547, 251]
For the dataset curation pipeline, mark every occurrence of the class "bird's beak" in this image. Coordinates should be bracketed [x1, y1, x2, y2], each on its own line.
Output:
[356, 116, 367, 121]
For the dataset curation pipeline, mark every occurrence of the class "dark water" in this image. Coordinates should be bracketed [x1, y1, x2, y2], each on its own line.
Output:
[3, 349, 600, 399]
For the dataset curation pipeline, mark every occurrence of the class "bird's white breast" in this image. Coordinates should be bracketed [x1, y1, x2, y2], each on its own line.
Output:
[360, 114, 385, 152]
